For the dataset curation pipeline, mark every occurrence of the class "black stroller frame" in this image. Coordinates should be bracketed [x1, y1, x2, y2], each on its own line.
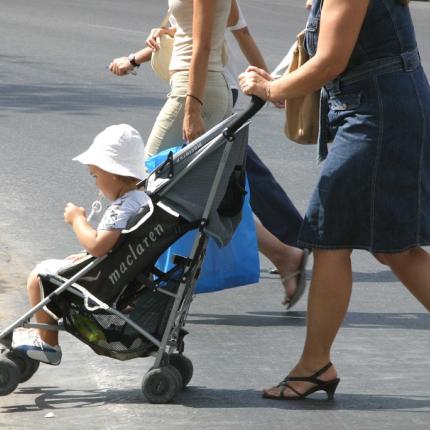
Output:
[0, 97, 265, 403]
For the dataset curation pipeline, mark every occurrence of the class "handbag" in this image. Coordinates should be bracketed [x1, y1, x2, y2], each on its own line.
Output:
[150, 11, 174, 82]
[146, 147, 260, 293]
[150, 34, 174, 82]
[150, 10, 229, 82]
[284, 30, 320, 145]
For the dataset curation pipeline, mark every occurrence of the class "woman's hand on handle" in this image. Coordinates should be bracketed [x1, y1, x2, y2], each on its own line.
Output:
[239, 66, 273, 101]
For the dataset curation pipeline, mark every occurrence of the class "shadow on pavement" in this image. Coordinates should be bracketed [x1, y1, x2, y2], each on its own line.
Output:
[179, 388, 430, 412]
[0, 386, 142, 413]
[0, 83, 163, 115]
[260, 270, 397, 283]
[2, 386, 429, 413]
[350, 270, 397, 283]
[188, 311, 430, 330]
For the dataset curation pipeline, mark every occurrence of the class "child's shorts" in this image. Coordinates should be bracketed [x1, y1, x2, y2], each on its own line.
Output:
[35, 258, 75, 276]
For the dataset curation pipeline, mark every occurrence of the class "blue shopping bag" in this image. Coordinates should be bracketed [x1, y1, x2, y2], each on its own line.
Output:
[146, 147, 260, 293]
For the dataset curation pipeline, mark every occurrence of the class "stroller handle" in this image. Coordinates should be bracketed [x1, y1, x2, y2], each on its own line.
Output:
[223, 96, 266, 140]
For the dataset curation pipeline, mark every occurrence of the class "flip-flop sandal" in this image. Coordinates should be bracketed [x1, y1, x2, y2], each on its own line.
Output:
[281, 249, 310, 310]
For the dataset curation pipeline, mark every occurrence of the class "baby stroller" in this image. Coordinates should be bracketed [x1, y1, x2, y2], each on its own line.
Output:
[0, 97, 265, 403]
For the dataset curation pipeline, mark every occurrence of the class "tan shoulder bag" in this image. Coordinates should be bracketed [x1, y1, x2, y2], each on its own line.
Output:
[284, 31, 320, 145]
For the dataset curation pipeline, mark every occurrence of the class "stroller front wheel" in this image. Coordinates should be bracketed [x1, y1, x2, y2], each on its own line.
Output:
[142, 365, 182, 404]
[5, 351, 40, 383]
[0, 356, 20, 396]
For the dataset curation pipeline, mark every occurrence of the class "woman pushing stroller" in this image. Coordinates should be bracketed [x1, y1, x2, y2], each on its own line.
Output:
[14, 124, 149, 365]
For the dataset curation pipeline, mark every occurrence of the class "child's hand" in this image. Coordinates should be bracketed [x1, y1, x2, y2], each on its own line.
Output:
[65, 252, 87, 262]
[64, 203, 86, 225]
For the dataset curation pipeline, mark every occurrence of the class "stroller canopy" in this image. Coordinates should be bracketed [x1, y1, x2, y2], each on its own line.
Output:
[145, 115, 250, 247]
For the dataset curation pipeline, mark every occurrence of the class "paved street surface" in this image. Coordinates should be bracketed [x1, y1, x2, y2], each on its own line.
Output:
[1, 1, 430, 429]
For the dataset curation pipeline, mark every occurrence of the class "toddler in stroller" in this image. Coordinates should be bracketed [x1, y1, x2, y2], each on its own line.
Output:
[14, 123, 149, 365]
[0, 96, 265, 403]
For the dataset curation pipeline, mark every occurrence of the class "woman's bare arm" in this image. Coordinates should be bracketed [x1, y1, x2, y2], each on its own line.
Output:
[240, 0, 370, 101]
[232, 27, 268, 72]
[109, 27, 177, 76]
[228, 0, 267, 71]
[183, 0, 217, 142]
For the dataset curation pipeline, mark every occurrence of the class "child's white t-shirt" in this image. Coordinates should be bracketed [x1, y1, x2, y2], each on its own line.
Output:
[97, 190, 150, 231]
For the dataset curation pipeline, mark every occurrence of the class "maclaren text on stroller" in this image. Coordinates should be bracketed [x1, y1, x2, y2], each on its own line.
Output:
[0, 97, 265, 403]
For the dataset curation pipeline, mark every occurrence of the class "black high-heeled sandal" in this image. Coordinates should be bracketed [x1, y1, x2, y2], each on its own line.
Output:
[262, 362, 340, 400]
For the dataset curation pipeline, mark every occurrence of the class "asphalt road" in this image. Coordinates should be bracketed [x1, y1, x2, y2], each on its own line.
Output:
[1, 1, 430, 429]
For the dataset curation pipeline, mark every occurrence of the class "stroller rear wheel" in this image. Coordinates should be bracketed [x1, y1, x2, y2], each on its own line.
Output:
[0, 356, 20, 396]
[169, 353, 193, 388]
[5, 351, 40, 383]
[142, 365, 182, 404]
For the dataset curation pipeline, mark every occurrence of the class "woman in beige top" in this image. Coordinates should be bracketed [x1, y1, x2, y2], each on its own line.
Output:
[109, 0, 309, 309]
[143, 0, 233, 157]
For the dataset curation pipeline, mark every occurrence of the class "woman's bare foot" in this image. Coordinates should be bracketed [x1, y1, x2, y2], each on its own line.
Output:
[254, 221, 306, 306]
[274, 248, 305, 305]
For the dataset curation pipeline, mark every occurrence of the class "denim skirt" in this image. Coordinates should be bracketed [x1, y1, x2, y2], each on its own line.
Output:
[298, 63, 430, 253]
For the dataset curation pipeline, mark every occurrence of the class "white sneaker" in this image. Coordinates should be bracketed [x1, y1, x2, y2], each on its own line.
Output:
[14, 334, 62, 365]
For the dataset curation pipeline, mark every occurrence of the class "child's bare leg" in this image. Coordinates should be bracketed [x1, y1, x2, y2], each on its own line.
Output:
[27, 270, 59, 346]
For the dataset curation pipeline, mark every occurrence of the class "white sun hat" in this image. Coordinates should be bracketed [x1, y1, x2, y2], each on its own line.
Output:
[73, 124, 147, 180]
